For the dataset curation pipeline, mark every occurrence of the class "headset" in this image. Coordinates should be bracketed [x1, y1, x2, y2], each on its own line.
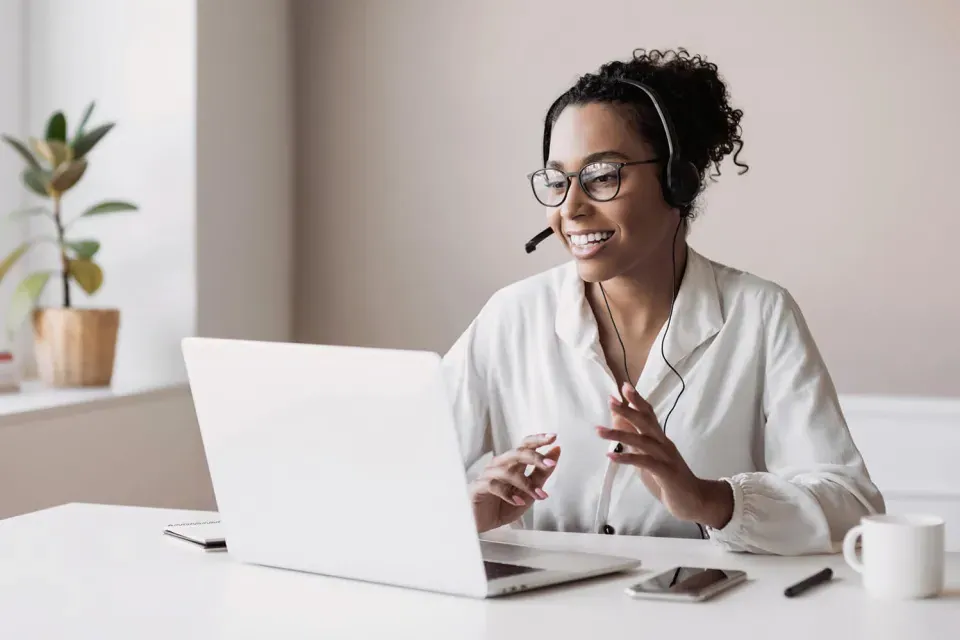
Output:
[524, 77, 706, 539]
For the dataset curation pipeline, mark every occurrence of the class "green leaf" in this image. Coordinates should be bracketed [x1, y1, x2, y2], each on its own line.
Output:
[30, 138, 71, 168]
[65, 239, 100, 260]
[72, 122, 114, 158]
[6, 271, 52, 338]
[22, 167, 52, 198]
[74, 102, 96, 142]
[1, 134, 41, 170]
[68, 258, 103, 295]
[0, 242, 31, 284]
[50, 158, 87, 193]
[79, 200, 138, 217]
[46, 111, 67, 142]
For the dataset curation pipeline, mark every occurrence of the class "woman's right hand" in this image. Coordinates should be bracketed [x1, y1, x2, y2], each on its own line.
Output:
[468, 433, 561, 533]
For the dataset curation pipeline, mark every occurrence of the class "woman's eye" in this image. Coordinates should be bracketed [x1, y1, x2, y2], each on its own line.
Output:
[585, 173, 615, 184]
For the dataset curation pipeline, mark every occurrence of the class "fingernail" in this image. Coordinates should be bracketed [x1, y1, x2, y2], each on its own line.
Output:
[512, 496, 525, 506]
[544, 459, 556, 467]
[535, 489, 548, 500]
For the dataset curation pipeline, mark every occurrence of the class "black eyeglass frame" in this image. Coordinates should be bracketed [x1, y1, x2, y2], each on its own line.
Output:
[526, 158, 661, 207]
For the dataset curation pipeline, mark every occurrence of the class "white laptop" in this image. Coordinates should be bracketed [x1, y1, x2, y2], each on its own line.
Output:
[181, 337, 641, 598]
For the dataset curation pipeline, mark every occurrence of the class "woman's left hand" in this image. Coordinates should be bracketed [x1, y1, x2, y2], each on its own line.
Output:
[595, 382, 734, 530]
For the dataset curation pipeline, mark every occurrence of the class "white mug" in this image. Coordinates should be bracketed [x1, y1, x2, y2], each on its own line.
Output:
[842, 514, 945, 599]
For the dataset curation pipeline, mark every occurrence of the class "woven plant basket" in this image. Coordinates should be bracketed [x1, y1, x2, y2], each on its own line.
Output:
[32, 308, 119, 387]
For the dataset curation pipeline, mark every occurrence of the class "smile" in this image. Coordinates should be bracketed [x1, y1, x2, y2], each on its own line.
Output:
[567, 231, 614, 259]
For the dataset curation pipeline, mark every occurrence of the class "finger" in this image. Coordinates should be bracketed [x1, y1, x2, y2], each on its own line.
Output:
[607, 451, 672, 476]
[498, 447, 557, 472]
[595, 426, 671, 462]
[610, 406, 662, 443]
[609, 396, 666, 442]
[610, 392, 657, 425]
[519, 433, 557, 450]
[528, 445, 561, 487]
[484, 479, 527, 507]
[484, 466, 543, 502]
[621, 382, 653, 412]
[595, 424, 645, 448]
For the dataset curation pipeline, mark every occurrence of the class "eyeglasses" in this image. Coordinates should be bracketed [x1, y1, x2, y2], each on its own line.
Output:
[527, 159, 660, 207]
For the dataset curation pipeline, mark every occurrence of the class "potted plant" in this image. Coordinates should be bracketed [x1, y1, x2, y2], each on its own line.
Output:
[0, 102, 137, 387]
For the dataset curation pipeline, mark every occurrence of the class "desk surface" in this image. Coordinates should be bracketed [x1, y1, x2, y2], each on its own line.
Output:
[2, 503, 958, 639]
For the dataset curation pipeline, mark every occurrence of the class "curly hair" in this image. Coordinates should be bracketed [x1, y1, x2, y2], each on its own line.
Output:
[542, 48, 748, 218]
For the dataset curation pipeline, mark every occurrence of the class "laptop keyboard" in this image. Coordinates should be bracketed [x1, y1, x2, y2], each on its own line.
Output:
[483, 560, 541, 580]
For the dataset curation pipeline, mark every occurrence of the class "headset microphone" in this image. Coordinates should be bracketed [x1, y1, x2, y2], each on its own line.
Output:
[524, 227, 554, 253]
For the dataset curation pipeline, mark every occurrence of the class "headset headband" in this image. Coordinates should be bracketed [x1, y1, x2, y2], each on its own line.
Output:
[541, 77, 680, 166]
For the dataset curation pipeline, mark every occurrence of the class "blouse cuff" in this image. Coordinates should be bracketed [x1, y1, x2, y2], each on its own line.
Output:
[706, 475, 749, 546]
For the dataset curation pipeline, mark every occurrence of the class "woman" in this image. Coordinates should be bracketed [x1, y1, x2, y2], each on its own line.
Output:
[442, 48, 884, 555]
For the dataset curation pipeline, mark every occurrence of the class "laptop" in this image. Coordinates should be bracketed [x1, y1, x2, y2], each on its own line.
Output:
[181, 337, 641, 598]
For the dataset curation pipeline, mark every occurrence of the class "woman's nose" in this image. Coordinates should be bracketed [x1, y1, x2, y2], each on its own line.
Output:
[559, 178, 590, 219]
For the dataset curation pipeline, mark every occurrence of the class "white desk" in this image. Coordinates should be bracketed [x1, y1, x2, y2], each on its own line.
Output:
[3, 504, 958, 639]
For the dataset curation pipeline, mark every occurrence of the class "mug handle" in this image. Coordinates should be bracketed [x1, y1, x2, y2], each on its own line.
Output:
[843, 524, 865, 574]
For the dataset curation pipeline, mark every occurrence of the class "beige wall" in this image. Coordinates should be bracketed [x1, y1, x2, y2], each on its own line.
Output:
[293, 0, 960, 397]
[196, 0, 295, 343]
[0, 387, 215, 519]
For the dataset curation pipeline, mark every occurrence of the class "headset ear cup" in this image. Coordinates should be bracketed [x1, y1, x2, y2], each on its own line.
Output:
[665, 159, 701, 210]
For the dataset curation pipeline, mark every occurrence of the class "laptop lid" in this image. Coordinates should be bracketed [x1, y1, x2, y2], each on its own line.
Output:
[182, 337, 488, 597]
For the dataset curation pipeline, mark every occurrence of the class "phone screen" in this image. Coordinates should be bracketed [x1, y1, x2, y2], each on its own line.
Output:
[631, 567, 734, 595]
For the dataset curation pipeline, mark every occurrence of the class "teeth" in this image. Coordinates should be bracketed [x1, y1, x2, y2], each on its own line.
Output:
[570, 231, 613, 246]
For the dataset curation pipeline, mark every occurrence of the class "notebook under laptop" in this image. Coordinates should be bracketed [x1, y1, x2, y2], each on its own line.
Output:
[181, 337, 640, 598]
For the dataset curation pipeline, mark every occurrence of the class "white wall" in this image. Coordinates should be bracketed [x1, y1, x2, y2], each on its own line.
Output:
[16, 0, 295, 388]
[24, 0, 197, 388]
[843, 395, 960, 551]
[0, 0, 25, 355]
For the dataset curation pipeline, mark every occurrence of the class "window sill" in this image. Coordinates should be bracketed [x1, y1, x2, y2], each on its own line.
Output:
[0, 379, 190, 422]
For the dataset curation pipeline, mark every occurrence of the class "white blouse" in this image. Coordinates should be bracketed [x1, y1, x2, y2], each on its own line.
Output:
[441, 247, 885, 555]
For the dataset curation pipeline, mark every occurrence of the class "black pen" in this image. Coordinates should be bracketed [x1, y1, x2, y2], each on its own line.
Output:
[784, 567, 833, 597]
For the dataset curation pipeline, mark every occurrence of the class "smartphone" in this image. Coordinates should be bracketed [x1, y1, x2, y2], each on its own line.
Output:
[624, 566, 747, 602]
